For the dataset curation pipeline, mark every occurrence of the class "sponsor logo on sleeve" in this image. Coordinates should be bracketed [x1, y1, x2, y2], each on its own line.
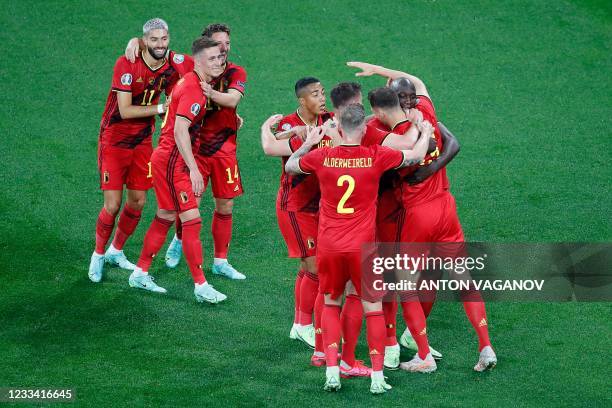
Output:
[236, 80, 246, 90]
[121, 73, 133, 86]
[173, 54, 185, 64]
[190, 103, 201, 116]
[281, 123, 292, 131]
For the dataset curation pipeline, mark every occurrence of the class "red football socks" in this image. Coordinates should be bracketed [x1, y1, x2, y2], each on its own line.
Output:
[400, 301, 430, 359]
[136, 216, 173, 271]
[463, 301, 492, 351]
[294, 270, 305, 324]
[95, 207, 117, 254]
[314, 293, 324, 353]
[322, 304, 342, 367]
[182, 218, 206, 284]
[212, 211, 232, 258]
[111, 204, 142, 250]
[299, 271, 318, 325]
[340, 294, 363, 367]
[365, 310, 386, 372]
[383, 299, 398, 346]
[420, 301, 435, 319]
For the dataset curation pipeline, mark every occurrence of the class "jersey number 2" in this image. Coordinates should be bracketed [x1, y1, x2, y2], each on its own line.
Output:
[337, 175, 355, 214]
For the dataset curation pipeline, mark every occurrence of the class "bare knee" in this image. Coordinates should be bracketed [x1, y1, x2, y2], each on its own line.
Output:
[103, 196, 122, 215]
[324, 294, 342, 307]
[303, 256, 317, 274]
[361, 300, 382, 313]
[215, 198, 234, 214]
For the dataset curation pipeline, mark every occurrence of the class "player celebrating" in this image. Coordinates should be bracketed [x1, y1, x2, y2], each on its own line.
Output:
[285, 104, 433, 394]
[125, 24, 247, 279]
[273, 78, 332, 351]
[127, 37, 227, 304]
[349, 61, 496, 372]
[89, 18, 190, 283]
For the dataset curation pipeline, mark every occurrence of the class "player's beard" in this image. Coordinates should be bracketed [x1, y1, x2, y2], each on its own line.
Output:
[148, 46, 168, 60]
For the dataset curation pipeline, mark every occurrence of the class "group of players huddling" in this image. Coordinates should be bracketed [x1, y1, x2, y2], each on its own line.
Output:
[89, 18, 497, 395]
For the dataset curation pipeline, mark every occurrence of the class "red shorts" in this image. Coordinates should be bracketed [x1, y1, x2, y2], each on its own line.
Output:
[317, 249, 384, 303]
[400, 190, 465, 244]
[98, 143, 152, 191]
[276, 208, 318, 258]
[150, 148, 198, 213]
[196, 155, 243, 199]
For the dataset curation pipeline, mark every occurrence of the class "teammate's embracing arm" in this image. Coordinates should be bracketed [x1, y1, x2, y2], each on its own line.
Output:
[285, 127, 327, 175]
[261, 114, 293, 156]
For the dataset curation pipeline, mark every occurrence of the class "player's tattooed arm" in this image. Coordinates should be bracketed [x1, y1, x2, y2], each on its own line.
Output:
[261, 115, 293, 157]
[398, 120, 434, 169]
[201, 82, 243, 108]
[175, 117, 204, 196]
[116, 91, 166, 119]
[347, 61, 429, 98]
[285, 127, 326, 175]
[323, 117, 343, 147]
[405, 122, 460, 185]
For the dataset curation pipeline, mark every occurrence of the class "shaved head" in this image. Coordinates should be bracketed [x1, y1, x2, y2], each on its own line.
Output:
[389, 77, 418, 109]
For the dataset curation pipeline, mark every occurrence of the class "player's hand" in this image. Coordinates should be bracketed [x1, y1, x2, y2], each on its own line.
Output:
[263, 114, 283, 129]
[323, 117, 341, 140]
[237, 114, 244, 129]
[347, 61, 379, 77]
[305, 126, 325, 146]
[201, 81, 214, 97]
[405, 108, 423, 124]
[163, 95, 172, 112]
[419, 120, 434, 136]
[190, 168, 205, 197]
[125, 38, 140, 63]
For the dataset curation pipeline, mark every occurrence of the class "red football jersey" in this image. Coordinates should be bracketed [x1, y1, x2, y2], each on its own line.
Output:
[155, 72, 207, 161]
[99, 51, 191, 148]
[367, 101, 450, 207]
[299, 144, 404, 252]
[195, 62, 247, 158]
[276, 111, 334, 213]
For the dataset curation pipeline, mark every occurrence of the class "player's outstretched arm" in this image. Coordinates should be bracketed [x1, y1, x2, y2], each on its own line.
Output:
[398, 121, 434, 168]
[261, 114, 293, 157]
[285, 127, 325, 175]
[275, 125, 307, 140]
[116, 91, 166, 119]
[201, 82, 243, 108]
[347, 61, 429, 97]
[405, 122, 460, 185]
[174, 117, 204, 196]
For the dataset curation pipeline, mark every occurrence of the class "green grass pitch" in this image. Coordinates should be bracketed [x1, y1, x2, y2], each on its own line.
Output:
[1, 0, 610, 406]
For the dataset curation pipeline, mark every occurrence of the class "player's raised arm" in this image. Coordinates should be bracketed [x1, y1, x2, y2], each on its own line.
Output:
[405, 122, 460, 185]
[347, 61, 428, 97]
[174, 117, 204, 196]
[285, 126, 325, 175]
[261, 114, 293, 156]
[398, 120, 434, 168]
